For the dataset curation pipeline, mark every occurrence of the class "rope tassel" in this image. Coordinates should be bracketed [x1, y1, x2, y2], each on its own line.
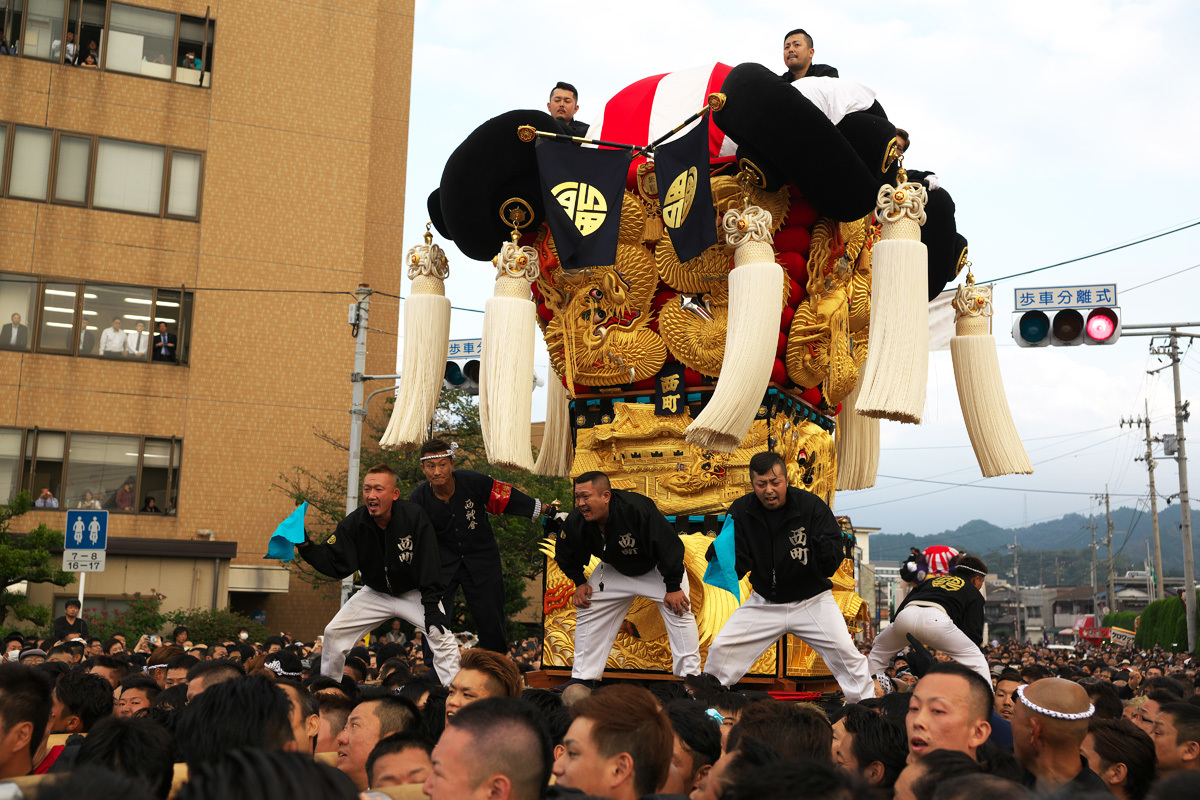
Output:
[479, 232, 539, 471]
[857, 181, 929, 424]
[380, 226, 451, 451]
[685, 205, 784, 453]
[835, 373, 880, 490]
[950, 277, 1033, 477]
[534, 370, 574, 477]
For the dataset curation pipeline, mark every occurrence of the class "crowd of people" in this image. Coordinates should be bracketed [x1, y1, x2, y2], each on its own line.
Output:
[2, 618, 1200, 800]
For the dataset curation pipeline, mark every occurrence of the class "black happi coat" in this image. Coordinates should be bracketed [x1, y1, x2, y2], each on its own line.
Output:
[898, 573, 986, 646]
[555, 489, 685, 593]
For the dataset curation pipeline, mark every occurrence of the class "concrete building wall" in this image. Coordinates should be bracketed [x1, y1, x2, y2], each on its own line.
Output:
[1, 0, 415, 639]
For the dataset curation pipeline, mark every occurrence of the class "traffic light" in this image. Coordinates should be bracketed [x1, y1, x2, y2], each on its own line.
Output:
[1012, 306, 1121, 347]
[444, 359, 480, 394]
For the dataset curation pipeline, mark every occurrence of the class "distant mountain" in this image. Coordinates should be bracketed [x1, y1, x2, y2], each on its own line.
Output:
[868, 504, 1200, 578]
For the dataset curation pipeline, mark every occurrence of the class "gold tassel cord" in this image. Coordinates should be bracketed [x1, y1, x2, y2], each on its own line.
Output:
[856, 180, 930, 424]
[950, 274, 1033, 477]
[480, 230, 539, 471]
[380, 223, 452, 451]
[534, 369, 575, 478]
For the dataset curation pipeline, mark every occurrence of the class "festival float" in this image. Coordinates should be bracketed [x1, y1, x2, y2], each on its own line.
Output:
[382, 61, 1033, 688]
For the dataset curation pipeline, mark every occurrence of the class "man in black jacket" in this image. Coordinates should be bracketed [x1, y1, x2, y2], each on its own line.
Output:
[297, 463, 459, 684]
[867, 553, 990, 685]
[410, 439, 549, 670]
[702, 451, 873, 700]
[553, 472, 700, 683]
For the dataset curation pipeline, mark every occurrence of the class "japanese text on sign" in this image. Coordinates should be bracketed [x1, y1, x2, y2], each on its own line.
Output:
[1014, 284, 1117, 311]
[447, 339, 483, 358]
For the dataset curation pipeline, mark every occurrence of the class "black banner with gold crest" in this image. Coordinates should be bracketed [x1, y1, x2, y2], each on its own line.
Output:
[653, 120, 717, 262]
[654, 364, 686, 416]
[534, 138, 627, 270]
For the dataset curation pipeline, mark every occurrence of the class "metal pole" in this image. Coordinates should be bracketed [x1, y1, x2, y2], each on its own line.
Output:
[1143, 401, 1165, 599]
[77, 571, 85, 612]
[1105, 491, 1117, 616]
[344, 284, 371, 607]
[1089, 514, 1098, 618]
[1169, 329, 1196, 652]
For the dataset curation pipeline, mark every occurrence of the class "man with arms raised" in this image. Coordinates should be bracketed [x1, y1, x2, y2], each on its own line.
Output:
[553, 471, 700, 685]
[298, 463, 459, 684]
[703, 451, 873, 701]
[410, 439, 551, 675]
[906, 662, 993, 760]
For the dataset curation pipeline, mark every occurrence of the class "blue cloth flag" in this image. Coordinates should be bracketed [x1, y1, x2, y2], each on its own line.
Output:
[703, 515, 741, 599]
[265, 502, 308, 561]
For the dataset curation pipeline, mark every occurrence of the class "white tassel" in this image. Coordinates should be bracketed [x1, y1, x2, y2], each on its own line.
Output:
[685, 206, 783, 453]
[950, 278, 1033, 477]
[857, 182, 929, 425]
[380, 228, 451, 451]
[479, 234, 539, 471]
[835, 375, 879, 490]
[534, 371, 574, 478]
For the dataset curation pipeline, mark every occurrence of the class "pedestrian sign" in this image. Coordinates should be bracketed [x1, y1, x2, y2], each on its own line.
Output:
[66, 510, 108, 550]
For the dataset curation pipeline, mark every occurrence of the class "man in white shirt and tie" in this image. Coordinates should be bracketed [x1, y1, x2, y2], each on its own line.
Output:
[99, 317, 126, 357]
[125, 321, 149, 359]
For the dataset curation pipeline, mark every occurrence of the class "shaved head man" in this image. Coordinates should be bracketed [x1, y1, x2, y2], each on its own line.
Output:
[907, 662, 993, 760]
[1011, 678, 1107, 793]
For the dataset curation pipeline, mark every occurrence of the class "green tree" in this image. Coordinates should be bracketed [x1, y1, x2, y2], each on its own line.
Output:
[276, 388, 572, 638]
[0, 492, 74, 630]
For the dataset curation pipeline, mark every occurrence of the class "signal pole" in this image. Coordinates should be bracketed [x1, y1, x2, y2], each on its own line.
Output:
[1125, 321, 1199, 651]
[1122, 401, 1164, 599]
[1086, 515, 1098, 618]
[1092, 492, 1117, 616]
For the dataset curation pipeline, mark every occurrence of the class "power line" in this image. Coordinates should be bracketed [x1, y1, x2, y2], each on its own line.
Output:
[872, 475, 1144, 498]
[1124, 262, 1200, 294]
[975, 219, 1200, 284]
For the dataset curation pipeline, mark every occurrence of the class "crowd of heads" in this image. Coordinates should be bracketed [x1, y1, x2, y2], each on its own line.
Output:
[3, 621, 1200, 800]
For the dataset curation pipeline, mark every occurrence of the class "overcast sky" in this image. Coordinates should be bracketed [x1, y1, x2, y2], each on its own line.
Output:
[399, 0, 1200, 540]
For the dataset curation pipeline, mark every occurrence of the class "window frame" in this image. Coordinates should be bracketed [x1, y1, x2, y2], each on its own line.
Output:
[0, 426, 29, 506]
[49, 128, 94, 208]
[23, 428, 183, 515]
[7, 122, 56, 204]
[33, 278, 84, 355]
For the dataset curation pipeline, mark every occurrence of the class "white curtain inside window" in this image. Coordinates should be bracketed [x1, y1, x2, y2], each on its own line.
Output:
[167, 152, 201, 217]
[94, 139, 164, 215]
[55, 136, 91, 204]
[10, 127, 53, 201]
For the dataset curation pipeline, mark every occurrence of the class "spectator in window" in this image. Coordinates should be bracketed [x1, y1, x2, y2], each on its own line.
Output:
[152, 321, 176, 362]
[115, 478, 136, 511]
[165, 496, 177, 515]
[65, 31, 78, 65]
[181, 50, 202, 70]
[81, 53, 98, 69]
[1, 312, 28, 349]
[99, 317, 126, 357]
[141, 497, 161, 514]
[86, 40, 99, 63]
[77, 490, 102, 510]
[125, 321, 149, 359]
[36, 488, 59, 509]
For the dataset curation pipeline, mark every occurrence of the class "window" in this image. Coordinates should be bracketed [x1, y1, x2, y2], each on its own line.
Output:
[9, 126, 52, 201]
[175, 13, 213, 87]
[37, 281, 81, 353]
[25, 429, 66, 504]
[4, 273, 193, 364]
[94, 138, 163, 215]
[0, 122, 203, 219]
[22, 0, 64, 61]
[16, 430, 182, 514]
[85, 283, 152, 359]
[0, 273, 36, 352]
[2, 2, 25, 55]
[106, 3, 173, 78]
[53, 133, 90, 204]
[0, 429, 22, 504]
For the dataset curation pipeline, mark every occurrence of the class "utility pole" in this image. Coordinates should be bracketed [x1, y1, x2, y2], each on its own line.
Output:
[1102, 491, 1117, 616]
[1086, 515, 1098, 619]
[1008, 536, 1022, 641]
[1126, 321, 1198, 651]
[344, 285, 372, 606]
[1123, 401, 1164, 599]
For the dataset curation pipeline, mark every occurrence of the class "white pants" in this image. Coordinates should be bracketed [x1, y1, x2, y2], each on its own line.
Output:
[704, 591, 874, 703]
[572, 566, 701, 680]
[867, 604, 991, 685]
[321, 586, 460, 685]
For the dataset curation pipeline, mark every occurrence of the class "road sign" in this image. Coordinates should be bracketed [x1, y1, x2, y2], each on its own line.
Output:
[63, 549, 106, 572]
[1014, 284, 1116, 312]
[66, 510, 108, 550]
[64, 510, 108, 573]
[447, 338, 483, 359]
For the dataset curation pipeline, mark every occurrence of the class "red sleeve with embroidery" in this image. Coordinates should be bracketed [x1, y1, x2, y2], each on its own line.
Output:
[487, 481, 513, 514]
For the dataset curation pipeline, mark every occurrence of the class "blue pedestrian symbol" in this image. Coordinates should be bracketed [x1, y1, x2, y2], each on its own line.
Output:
[65, 510, 108, 550]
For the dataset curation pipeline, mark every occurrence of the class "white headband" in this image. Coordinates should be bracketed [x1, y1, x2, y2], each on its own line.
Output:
[420, 442, 459, 461]
[954, 564, 987, 576]
[1016, 684, 1095, 721]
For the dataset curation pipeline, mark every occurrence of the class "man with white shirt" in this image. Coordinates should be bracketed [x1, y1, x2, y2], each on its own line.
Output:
[0, 313, 28, 350]
[99, 318, 126, 357]
[125, 321, 149, 359]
